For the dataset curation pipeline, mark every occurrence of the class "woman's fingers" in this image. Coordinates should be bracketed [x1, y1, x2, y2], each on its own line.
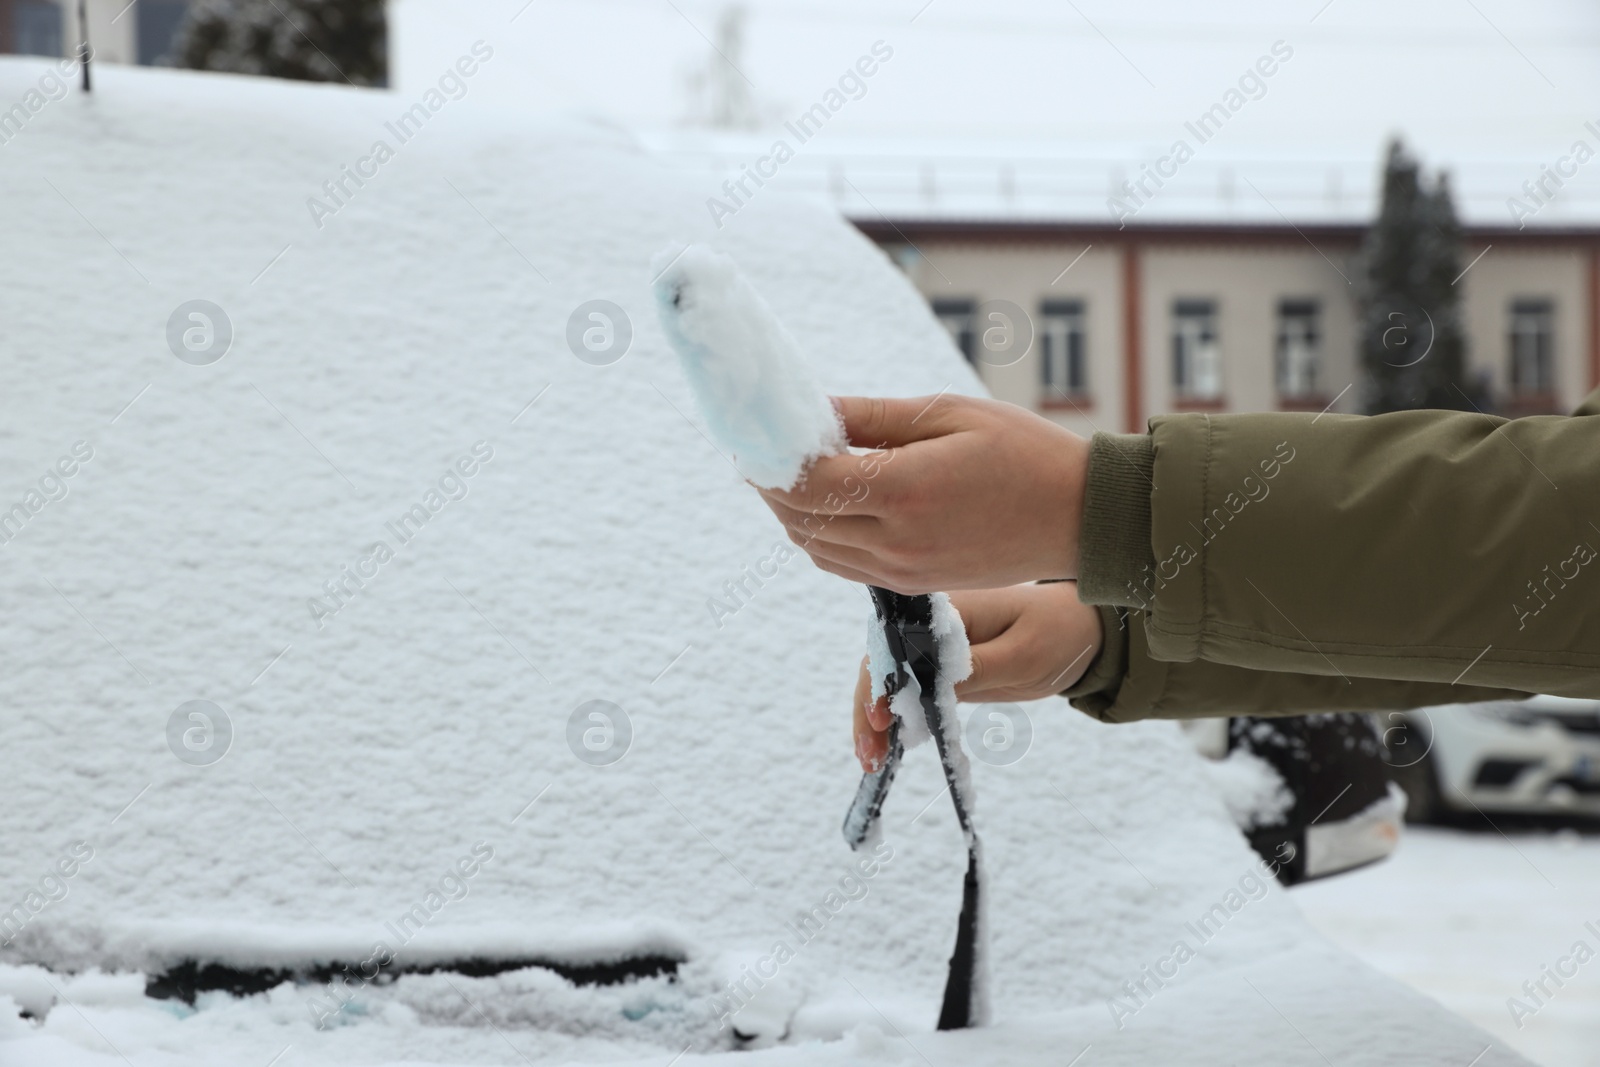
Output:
[955, 615, 1030, 701]
[945, 588, 1026, 647]
[952, 582, 1104, 702]
[758, 492, 882, 550]
[852, 657, 871, 766]
[763, 452, 889, 515]
[794, 535, 930, 594]
[833, 394, 963, 449]
[850, 584, 1103, 770]
[778, 394, 1091, 592]
[853, 656, 891, 772]
[866, 693, 893, 731]
[803, 545, 885, 588]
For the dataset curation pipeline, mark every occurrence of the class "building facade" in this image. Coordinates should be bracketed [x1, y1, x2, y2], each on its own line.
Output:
[858, 220, 1600, 434]
[0, 0, 190, 67]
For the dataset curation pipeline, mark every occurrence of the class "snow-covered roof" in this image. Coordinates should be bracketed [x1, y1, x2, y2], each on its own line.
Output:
[640, 133, 1600, 232]
[0, 53, 1529, 1066]
[394, 0, 1600, 229]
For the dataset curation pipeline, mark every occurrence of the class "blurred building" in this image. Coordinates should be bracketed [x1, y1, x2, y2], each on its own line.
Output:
[860, 202, 1598, 433]
[649, 138, 1600, 433]
[0, 0, 191, 66]
[609, 2, 1600, 430]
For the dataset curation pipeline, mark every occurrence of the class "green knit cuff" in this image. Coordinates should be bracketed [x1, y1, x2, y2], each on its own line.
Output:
[1077, 432, 1155, 608]
[1062, 606, 1128, 701]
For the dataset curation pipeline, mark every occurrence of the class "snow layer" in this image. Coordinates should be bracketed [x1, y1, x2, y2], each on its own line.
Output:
[0, 944, 1534, 1067]
[1199, 747, 1294, 831]
[919, 593, 988, 1027]
[1299, 827, 1600, 1067]
[869, 591, 971, 753]
[652, 244, 846, 490]
[0, 56, 1526, 1067]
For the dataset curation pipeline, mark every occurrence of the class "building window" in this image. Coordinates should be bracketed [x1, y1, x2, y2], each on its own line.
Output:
[138, 0, 192, 66]
[1172, 300, 1222, 401]
[932, 298, 976, 364]
[1508, 299, 1554, 396]
[1276, 299, 1321, 400]
[12, 1, 63, 57]
[1039, 299, 1088, 401]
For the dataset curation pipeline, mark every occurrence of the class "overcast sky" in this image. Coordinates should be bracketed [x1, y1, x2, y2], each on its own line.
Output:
[396, 0, 1598, 150]
[390, 0, 1600, 224]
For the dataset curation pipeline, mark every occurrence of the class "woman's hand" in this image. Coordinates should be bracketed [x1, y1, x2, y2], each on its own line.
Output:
[759, 394, 1091, 595]
[852, 581, 1103, 772]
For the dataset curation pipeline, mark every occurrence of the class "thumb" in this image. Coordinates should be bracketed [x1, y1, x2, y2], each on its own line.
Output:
[955, 618, 1030, 700]
[957, 639, 997, 700]
[831, 394, 956, 449]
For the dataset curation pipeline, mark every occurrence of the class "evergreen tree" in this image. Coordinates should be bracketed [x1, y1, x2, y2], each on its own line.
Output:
[171, 0, 386, 87]
[1357, 140, 1482, 413]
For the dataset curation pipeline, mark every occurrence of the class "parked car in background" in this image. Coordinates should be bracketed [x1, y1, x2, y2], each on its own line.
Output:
[1384, 696, 1600, 823]
[1187, 713, 1404, 885]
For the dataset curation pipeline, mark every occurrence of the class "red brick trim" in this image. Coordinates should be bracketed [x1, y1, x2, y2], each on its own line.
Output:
[1503, 392, 1563, 417]
[1589, 244, 1600, 391]
[853, 218, 1600, 246]
[1122, 244, 1142, 433]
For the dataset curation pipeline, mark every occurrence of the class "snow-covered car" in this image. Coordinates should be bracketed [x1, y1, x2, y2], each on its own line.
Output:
[0, 55, 1532, 1067]
[1186, 715, 1404, 884]
[1386, 696, 1600, 823]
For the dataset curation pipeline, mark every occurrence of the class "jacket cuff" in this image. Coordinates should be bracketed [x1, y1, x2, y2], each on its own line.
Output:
[1061, 606, 1128, 702]
[1077, 432, 1155, 607]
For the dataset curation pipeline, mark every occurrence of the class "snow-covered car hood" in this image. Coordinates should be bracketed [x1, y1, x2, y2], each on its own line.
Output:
[0, 55, 1529, 1066]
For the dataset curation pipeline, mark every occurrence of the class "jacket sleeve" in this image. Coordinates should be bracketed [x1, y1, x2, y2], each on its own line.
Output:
[1064, 607, 1526, 723]
[1073, 385, 1600, 714]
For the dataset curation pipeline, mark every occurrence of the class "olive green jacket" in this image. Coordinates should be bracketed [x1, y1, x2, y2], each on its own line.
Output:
[1065, 387, 1600, 722]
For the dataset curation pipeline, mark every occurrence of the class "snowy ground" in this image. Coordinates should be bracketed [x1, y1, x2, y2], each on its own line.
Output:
[1297, 826, 1600, 1067]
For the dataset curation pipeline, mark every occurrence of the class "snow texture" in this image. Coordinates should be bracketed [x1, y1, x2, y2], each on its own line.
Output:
[0, 55, 1527, 1067]
[1200, 747, 1295, 831]
[867, 593, 973, 755]
[650, 238, 968, 786]
[652, 244, 847, 490]
[1298, 826, 1600, 1067]
[928, 593, 974, 721]
[921, 593, 988, 1026]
